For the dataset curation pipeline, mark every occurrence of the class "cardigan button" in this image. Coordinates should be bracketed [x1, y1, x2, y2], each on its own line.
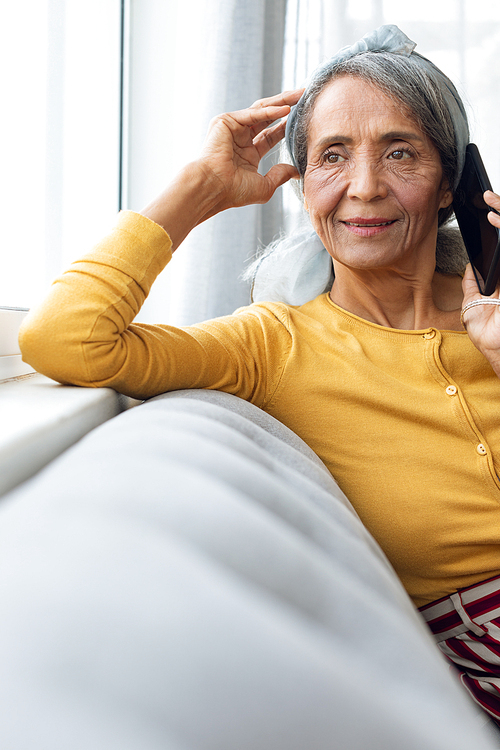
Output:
[477, 444, 487, 455]
[423, 330, 436, 339]
[446, 385, 457, 396]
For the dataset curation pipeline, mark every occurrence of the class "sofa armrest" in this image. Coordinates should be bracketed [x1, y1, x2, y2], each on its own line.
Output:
[0, 390, 497, 749]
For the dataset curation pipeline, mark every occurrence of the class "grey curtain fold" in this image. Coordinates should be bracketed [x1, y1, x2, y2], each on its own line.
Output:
[168, 0, 288, 325]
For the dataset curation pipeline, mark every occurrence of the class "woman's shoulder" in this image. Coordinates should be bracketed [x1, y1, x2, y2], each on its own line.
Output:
[234, 293, 331, 328]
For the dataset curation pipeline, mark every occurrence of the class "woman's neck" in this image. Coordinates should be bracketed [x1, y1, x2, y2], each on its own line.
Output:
[329, 265, 464, 331]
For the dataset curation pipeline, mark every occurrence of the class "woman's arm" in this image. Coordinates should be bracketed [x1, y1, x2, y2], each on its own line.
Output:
[18, 90, 301, 396]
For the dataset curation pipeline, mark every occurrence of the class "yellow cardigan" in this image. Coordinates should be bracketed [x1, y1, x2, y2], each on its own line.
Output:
[20, 211, 500, 607]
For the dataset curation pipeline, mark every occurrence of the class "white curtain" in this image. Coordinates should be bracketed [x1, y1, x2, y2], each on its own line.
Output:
[128, 0, 287, 325]
[170, 0, 288, 325]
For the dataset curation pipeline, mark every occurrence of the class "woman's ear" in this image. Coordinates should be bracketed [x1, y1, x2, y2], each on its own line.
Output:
[439, 183, 453, 209]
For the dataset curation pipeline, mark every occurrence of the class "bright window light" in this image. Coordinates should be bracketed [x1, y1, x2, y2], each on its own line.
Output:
[0, 0, 122, 309]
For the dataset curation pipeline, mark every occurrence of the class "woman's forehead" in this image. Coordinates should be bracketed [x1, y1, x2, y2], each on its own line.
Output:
[307, 76, 421, 143]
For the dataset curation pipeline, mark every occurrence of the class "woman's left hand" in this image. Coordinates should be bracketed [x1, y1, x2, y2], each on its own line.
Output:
[462, 190, 500, 376]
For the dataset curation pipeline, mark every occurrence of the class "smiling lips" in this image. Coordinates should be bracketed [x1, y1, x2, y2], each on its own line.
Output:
[341, 217, 397, 236]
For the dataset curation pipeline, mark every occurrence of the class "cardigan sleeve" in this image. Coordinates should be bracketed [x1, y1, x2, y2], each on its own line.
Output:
[19, 211, 291, 402]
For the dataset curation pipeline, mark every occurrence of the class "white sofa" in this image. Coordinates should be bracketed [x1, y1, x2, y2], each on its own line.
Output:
[0, 389, 498, 749]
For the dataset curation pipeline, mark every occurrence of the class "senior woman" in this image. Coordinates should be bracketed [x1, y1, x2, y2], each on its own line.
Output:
[19, 25, 500, 724]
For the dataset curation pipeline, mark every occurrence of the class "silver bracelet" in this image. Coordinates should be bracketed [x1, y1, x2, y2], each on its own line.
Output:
[460, 298, 500, 328]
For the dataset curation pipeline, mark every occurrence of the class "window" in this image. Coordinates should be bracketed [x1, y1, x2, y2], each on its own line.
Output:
[0, 0, 123, 311]
[0, 0, 123, 378]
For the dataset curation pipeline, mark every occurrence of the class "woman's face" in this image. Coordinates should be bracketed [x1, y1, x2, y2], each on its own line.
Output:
[303, 76, 453, 273]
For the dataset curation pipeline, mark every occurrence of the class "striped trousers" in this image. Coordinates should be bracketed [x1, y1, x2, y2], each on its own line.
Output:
[419, 575, 500, 727]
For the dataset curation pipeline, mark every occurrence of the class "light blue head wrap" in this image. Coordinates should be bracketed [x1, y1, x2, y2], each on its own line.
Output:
[285, 24, 469, 188]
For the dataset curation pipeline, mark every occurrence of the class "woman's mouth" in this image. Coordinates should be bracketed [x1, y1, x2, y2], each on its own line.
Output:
[341, 218, 396, 236]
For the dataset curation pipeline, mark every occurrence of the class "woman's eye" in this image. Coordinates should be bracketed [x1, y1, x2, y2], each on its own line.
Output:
[389, 149, 411, 161]
[324, 152, 345, 164]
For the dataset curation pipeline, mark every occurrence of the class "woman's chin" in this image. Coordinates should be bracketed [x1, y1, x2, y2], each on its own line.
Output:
[330, 252, 408, 273]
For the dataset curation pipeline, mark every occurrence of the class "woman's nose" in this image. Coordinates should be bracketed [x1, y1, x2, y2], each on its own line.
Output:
[346, 162, 387, 202]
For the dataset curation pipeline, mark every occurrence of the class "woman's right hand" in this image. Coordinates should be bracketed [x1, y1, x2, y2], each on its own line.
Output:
[141, 89, 302, 250]
[198, 89, 303, 213]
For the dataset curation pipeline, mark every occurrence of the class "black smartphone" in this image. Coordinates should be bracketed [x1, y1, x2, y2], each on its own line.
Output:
[453, 143, 500, 296]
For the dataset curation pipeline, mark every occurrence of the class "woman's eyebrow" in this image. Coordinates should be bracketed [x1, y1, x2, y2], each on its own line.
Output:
[312, 131, 425, 150]
[381, 131, 425, 143]
[313, 135, 352, 149]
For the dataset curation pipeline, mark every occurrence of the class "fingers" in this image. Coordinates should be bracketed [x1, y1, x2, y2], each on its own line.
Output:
[232, 104, 291, 126]
[253, 118, 289, 157]
[485, 189, 500, 209]
[485, 190, 500, 228]
[210, 89, 304, 136]
[207, 105, 291, 150]
[250, 88, 304, 109]
[244, 89, 304, 137]
[257, 163, 300, 203]
[462, 262, 483, 303]
[208, 105, 287, 133]
[206, 106, 294, 165]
